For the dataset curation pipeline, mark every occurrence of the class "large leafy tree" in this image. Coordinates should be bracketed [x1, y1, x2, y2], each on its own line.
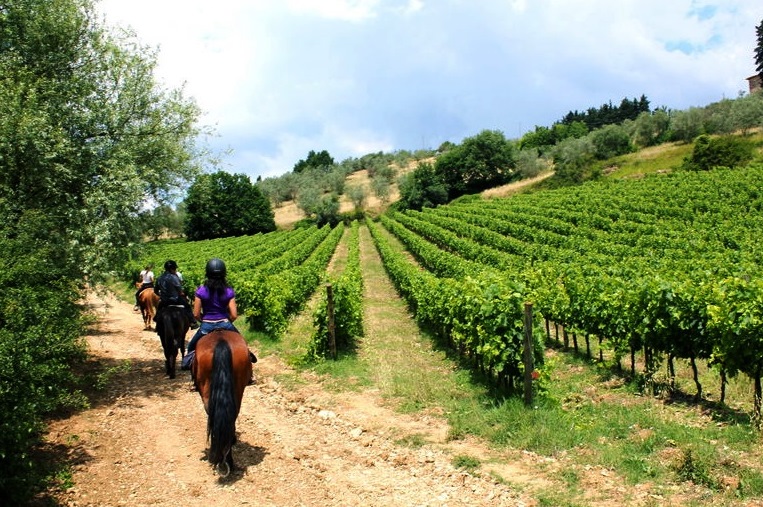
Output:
[435, 129, 516, 199]
[185, 171, 276, 240]
[397, 161, 449, 211]
[0, 0, 205, 280]
[0, 0, 205, 500]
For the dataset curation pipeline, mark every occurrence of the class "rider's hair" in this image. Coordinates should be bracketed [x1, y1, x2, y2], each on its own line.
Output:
[205, 276, 229, 295]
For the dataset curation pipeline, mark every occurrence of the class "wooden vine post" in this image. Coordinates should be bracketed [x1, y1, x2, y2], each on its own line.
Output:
[326, 284, 337, 359]
[523, 302, 534, 406]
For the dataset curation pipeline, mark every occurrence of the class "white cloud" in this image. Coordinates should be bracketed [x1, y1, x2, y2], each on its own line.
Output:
[285, 0, 380, 21]
[96, 0, 763, 180]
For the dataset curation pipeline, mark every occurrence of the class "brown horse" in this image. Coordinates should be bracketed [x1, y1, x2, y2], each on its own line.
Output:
[191, 329, 252, 476]
[136, 283, 159, 330]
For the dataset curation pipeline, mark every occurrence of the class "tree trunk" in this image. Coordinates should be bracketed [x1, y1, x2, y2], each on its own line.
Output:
[690, 356, 702, 401]
[755, 368, 762, 430]
[667, 354, 675, 392]
[630, 348, 636, 376]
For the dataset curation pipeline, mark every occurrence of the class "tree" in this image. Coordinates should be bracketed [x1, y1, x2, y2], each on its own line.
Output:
[0, 0, 206, 501]
[551, 136, 596, 184]
[629, 109, 670, 147]
[371, 174, 391, 203]
[293, 149, 335, 173]
[345, 184, 367, 211]
[139, 204, 185, 241]
[514, 148, 548, 179]
[591, 124, 633, 160]
[669, 107, 706, 143]
[435, 129, 515, 199]
[184, 172, 276, 240]
[756, 18, 763, 82]
[0, 0, 205, 279]
[397, 161, 449, 211]
[314, 194, 341, 227]
[682, 135, 755, 171]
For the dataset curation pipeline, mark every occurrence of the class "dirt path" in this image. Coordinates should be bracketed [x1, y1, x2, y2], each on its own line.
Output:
[46, 275, 533, 505]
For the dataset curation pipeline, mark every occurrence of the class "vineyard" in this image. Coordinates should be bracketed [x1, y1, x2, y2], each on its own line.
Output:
[131, 164, 763, 418]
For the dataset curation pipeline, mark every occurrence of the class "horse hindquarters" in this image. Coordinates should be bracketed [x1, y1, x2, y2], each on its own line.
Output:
[207, 340, 237, 467]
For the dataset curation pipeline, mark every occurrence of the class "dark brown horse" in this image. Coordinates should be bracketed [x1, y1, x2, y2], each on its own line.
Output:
[136, 283, 159, 330]
[191, 329, 252, 476]
[157, 305, 188, 379]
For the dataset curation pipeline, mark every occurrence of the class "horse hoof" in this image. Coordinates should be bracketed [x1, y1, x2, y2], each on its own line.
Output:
[216, 461, 231, 478]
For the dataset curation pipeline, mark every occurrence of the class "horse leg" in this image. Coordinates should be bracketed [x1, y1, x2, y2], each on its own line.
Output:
[168, 353, 176, 379]
[226, 447, 234, 472]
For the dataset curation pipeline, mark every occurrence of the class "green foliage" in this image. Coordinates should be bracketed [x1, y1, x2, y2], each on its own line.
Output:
[756, 18, 763, 78]
[293, 149, 335, 173]
[314, 194, 341, 227]
[628, 109, 671, 147]
[236, 224, 344, 337]
[514, 148, 548, 179]
[184, 171, 275, 240]
[397, 161, 449, 211]
[682, 134, 755, 171]
[307, 221, 363, 360]
[452, 454, 481, 473]
[562, 95, 651, 130]
[550, 136, 596, 184]
[0, 267, 88, 502]
[370, 174, 391, 203]
[345, 184, 367, 211]
[139, 204, 185, 240]
[435, 129, 515, 198]
[0, 0, 204, 280]
[590, 123, 633, 160]
[675, 449, 719, 490]
[667, 107, 706, 143]
[0, 0, 207, 502]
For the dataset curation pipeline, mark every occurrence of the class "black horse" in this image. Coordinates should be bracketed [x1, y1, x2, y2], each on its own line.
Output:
[157, 305, 188, 379]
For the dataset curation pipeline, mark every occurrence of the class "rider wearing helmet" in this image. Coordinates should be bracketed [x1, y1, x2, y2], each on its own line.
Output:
[154, 260, 198, 334]
[181, 258, 257, 374]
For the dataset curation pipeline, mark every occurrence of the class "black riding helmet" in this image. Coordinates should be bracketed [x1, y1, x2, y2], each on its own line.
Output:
[164, 259, 178, 271]
[205, 258, 226, 279]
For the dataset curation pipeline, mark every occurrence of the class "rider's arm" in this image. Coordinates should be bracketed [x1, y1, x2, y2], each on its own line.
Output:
[193, 297, 202, 322]
[228, 298, 238, 323]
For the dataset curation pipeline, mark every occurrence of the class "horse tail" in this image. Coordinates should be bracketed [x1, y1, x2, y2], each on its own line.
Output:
[207, 338, 236, 466]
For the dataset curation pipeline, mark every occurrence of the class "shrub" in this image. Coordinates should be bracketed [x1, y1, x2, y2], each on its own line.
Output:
[0, 279, 88, 502]
[682, 135, 755, 171]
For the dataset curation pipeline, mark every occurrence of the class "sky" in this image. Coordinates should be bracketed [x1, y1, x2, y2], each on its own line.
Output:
[95, 0, 763, 181]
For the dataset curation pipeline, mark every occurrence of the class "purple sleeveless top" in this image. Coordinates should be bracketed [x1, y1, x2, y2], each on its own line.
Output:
[195, 285, 235, 321]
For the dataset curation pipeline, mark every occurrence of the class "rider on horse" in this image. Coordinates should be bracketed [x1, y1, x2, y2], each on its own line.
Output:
[154, 260, 198, 335]
[181, 258, 256, 376]
[133, 264, 154, 311]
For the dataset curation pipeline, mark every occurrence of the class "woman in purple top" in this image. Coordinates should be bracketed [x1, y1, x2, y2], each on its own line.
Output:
[181, 258, 256, 371]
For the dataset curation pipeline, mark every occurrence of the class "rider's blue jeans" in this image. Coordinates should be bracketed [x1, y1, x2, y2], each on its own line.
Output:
[186, 320, 239, 352]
